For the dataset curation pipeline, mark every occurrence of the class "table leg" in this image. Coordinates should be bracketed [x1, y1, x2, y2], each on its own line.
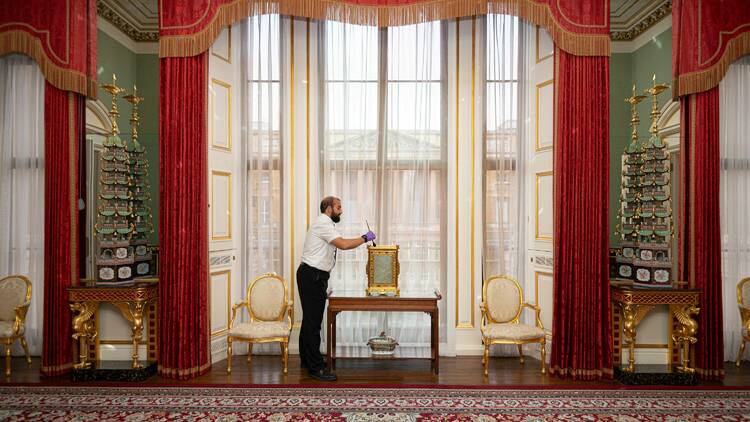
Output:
[326, 307, 332, 370]
[622, 303, 637, 372]
[331, 311, 337, 370]
[431, 309, 439, 375]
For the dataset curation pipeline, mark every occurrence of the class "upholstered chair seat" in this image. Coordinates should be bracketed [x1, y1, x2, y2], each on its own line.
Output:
[229, 321, 289, 339]
[480, 275, 546, 376]
[0, 275, 32, 376]
[227, 273, 292, 374]
[481, 323, 545, 341]
[736, 277, 750, 366]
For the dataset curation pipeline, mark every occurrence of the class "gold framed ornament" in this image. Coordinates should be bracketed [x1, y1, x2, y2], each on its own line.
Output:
[366, 245, 400, 296]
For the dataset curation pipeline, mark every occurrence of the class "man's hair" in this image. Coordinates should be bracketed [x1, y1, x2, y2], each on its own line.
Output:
[320, 196, 340, 213]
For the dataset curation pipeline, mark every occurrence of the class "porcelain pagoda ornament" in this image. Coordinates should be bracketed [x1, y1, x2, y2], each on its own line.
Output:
[615, 75, 674, 288]
[94, 75, 154, 285]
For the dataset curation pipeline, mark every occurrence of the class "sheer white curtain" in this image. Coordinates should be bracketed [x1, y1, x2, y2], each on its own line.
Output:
[245, 14, 284, 354]
[0, 54, 45, 355]
[483, 15, 527, 356]
[319, 20, 445, 357]
[246, 14, 283, 278]
[719, 54, 750, 362]
[483, 14, 524, 279]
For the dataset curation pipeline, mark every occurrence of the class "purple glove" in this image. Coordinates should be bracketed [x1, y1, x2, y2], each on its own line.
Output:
[363, 231, 376, 242]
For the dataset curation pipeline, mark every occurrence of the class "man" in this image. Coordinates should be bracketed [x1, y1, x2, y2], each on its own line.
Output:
[297, 196, 376, 381]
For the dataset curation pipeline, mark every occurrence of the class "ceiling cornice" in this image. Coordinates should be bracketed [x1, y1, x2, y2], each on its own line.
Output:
[97, 0, 670, 44]
[97, 0, 158, 43]
[610, 1, 672, 41]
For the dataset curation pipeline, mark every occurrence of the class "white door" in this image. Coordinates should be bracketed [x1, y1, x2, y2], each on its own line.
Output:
[208, 25, 244, 363]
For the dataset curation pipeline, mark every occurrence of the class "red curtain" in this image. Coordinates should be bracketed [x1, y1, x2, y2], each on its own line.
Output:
[159, 0, 610, 57]
[158, 54, 211, 380]
[0, 0, 97, 97]
[550, 49, 612, 380]
[41, 84, 82, 376]
[678, 89, 724, 380]
[672, 0, 750, 97]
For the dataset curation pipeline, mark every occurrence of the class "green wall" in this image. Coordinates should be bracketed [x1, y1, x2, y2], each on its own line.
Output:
[609, 28, 672, 246]
[96, 30, 159, 245]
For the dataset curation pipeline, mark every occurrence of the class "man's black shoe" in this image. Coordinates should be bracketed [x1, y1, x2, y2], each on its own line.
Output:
[308, 368, 337, 381]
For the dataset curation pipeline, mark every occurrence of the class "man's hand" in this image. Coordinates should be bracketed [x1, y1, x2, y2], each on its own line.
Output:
[363, 231, 376, 242]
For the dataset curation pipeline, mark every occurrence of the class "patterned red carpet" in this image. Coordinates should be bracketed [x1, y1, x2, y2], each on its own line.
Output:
[0, 385, 749, 421]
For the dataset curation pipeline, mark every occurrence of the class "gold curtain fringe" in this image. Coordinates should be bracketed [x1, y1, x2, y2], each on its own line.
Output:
[157, 360, 212, 378]
[549, 365, 614, 378]
[674, 31, 750, 98]
[40, 362, 73, 377]
[160, 0, 279, 58]
[693, 366, 725, 379]
[159, 0, 610, 58]
[0, 31, 97, 98]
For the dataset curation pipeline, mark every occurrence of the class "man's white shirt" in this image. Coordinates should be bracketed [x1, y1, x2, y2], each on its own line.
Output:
[300, 214, 342, 272]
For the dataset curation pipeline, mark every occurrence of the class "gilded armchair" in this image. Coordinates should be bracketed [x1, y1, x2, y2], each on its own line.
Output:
[736, 277, 750, 366]
[480, 275, 546, 376]
[0, 275, 32, 376]
[227, 273, 293, 374]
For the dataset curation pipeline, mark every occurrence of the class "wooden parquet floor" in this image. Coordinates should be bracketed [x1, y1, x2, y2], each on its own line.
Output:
[2, 356, 748, 386]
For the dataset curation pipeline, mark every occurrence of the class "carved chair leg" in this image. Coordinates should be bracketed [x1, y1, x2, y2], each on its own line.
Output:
[540, 340, 546, 374]
[226, 338, 233, 374]
[282, 342, 288, 374]
[737, 341, 746, 367]
[247, 343, 253, 362]
[4, 342, 11, 377]
[517, 345, 525, 365]
[483, 344, 489, 377]
[20, 338, 31, 365]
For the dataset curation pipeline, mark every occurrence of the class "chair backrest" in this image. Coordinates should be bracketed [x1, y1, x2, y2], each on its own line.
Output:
[0, 275, 31, 322]
[247, 273, 287, 322]
[738, 277, 750, 309]
[483, 275, 523, 324]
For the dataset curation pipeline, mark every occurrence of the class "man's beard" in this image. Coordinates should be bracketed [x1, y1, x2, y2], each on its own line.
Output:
[331, 213, 341, 223]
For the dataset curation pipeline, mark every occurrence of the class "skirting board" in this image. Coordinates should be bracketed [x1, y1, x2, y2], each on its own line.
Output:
[620, 348, 670, 365]
[98, 344, 148, 361]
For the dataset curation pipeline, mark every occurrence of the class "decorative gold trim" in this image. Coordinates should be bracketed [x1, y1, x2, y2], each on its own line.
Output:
[535, 171, 553, 241]
[210, 78, 232, 151]
[634, 343, 669, 348]
[469, 16, 476, 329]
[454, 18, 461, 329]
[69, 92, 78, 286]
[99, 340, 140, 345]
[674, 31, 750, 98]
[535, 26, 553, 63]
[158, 360, 212, 377]
[289, 19, 296, 303]
[533, 270, 553, 308]
[535, 79, 554, 152]
[157, 0, 611, 58]
[365, 245, 401, 296]
[306, 18, 311, 231]
[0, 31, 97, 98]
[209, 269, 232, 337]
[210, 170, 232, 240]
[211, 26, 232, 64]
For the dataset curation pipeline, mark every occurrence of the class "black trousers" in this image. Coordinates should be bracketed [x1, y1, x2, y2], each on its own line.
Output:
[296, 262, 330, 372]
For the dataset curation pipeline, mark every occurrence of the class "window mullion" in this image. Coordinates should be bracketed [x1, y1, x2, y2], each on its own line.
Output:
[375, 27, 388, 227]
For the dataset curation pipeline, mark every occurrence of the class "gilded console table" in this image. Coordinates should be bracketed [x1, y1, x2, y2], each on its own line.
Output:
[68, 282, 158, 371]
[611, 286, 700, 374]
